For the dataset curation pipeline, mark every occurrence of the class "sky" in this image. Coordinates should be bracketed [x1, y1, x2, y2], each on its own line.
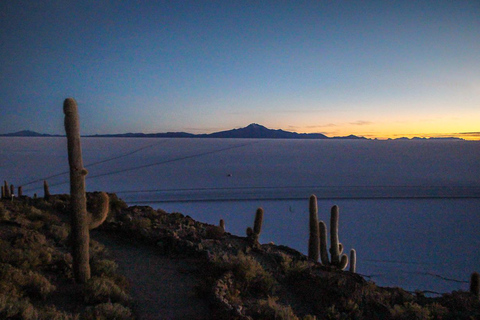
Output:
[1, 1, 479, 140]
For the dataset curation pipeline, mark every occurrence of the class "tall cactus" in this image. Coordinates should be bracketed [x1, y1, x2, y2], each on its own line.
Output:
[247, 208, 264, 247]
[64, 98, 91, 283]
[308, 195, 320, 262]
[18, 186, 23, 197]
[253, 207, 263, 236]
[330, 205, 341, 265]
[3, 181, 10, 198]
[44, 180, 50, 201]
[318, 203, 351, 270]
[471, 272, 479, 298]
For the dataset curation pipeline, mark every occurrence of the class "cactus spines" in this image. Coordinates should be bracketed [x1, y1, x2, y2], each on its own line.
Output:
[308, 195, 320, 262]
[350, 249, 357, 273]
[44, 180, 50, 201]
[219, 219, 225, 231]
[87, 192, 109, 230]
[471, 272, 479, 298]
[253, 207, 264, 236]
[64, 97, 90, 283]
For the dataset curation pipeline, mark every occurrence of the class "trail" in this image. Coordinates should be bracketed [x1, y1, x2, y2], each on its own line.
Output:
[91, 230, 211, 320]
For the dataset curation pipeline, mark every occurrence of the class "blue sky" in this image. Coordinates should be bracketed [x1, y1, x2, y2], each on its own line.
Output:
[1, 1, 479, 139]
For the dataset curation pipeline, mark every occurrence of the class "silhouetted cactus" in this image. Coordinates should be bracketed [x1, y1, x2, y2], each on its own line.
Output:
[350, 249, 356, 273]
[44, 180, 50, 201]
[471, 272, 479, 298]
[253, 208, 263, 236]
[18, 186, 22, 197]
[318, 221, 329, 266]
[308, 195, 320, 262]
[317, 203, 351, 270]
[246, 208, 264, 246]
[64, 97, 91, 283]
[219, 219, 225, 231]
[3, 181, 10, 198]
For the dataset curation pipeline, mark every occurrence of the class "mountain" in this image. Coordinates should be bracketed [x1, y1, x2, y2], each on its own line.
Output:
[201, 123, 332, 139]
[0, 130, 56, 137]
[1, 124, 366, 139]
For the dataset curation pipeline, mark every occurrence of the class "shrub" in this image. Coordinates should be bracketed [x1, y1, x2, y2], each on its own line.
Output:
[83, 277, 130, 305]
[251, 296, 300, 320]
[390, 302, 432, 320]
[83, 302, 134, 320]
[90, 259, 118, 278]
[0, 263, 56, 300]
[213, 251, 277, 297]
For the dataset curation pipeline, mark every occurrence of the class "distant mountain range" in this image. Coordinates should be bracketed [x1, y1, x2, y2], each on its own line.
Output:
[0, 124, 463, 140]
[0, 124, 367, 139]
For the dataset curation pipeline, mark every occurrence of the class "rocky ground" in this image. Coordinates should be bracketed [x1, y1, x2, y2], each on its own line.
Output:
[1, 193, 479, 319]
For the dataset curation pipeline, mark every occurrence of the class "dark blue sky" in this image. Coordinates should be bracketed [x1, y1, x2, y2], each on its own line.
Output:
[1, 1, 479, 139]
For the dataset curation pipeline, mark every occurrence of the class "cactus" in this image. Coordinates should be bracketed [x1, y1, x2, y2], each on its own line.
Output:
[18, 186, 23, 197]
[44, 180, 50, 201]
[330, 205, 341, 265]
[308, 195, 320, 262]
[3, 181, 10, 198]
[253, 208, 263, 236]
[219, 219, 225, 231]
[319, 221, 329, 265]
[246, 208, 264, 246]
[317, 202, 352, 270]
[350, 249, 356, 273]
[64, 97, 91, 284]
[471, 272, 479, 298]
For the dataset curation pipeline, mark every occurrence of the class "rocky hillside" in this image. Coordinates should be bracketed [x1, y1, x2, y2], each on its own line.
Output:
[1, 194, 479, 319]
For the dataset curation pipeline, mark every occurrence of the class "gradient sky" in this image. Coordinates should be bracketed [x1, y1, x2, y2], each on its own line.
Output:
[1, 1, 479, 139]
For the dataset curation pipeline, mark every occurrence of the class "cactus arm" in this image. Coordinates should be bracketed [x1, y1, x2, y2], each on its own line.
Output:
[64, 98, 91, 284]
[339, 254, 349, 270]
[88, 192, 109, 230]
[219, 219, 225, 231]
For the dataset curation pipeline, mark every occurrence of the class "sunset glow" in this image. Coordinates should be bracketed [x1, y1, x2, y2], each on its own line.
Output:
[1, 1, 479, 140]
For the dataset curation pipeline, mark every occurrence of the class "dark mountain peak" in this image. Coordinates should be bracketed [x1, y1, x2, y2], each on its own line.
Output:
[245, 123, 266, 129]
[0, 130, 53, 137]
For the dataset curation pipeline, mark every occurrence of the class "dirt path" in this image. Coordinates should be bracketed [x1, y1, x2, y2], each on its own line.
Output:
[91, 230, 211, 320]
